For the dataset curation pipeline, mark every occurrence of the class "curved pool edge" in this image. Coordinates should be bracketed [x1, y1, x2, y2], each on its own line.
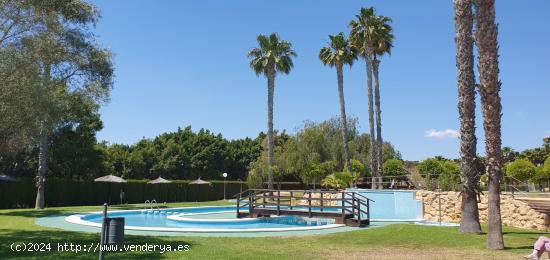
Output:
[166, 214, 261, 222]
[371, 218, 425, 222]
[36, 214, 364, 237]
[64, 206, 347, 233]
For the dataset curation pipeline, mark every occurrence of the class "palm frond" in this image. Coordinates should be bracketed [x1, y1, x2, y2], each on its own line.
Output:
[318, 32, 357, 68]
[348, 7, 393, 58]
[247, 32, 296, 77]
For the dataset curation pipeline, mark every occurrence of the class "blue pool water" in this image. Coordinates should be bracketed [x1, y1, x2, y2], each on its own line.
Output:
[347, 189, 423, 220]
[81, 206, 335, 229]
[74, 190, 423, 231]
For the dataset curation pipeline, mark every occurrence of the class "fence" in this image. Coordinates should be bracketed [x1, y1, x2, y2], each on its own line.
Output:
[0, 178, 303, 209]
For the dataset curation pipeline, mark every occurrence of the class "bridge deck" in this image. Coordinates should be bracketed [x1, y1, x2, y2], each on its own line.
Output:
[235, 189, 373, 227]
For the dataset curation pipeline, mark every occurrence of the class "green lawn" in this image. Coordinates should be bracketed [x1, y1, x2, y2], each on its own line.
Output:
[0, 201, 543, 259]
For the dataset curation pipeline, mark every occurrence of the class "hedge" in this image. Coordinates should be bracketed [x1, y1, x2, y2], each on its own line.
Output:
[0, 178, 303, 209]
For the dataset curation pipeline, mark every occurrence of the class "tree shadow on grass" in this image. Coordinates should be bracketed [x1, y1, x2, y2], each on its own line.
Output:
[0, 204, 152, 219]
[0, 229, 195, 259]
[0, 209, 66, 218]
[503, 231, 546, 236]
[504, 245, 533, 250]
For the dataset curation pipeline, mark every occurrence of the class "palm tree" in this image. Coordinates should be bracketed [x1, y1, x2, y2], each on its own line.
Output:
[475, 0, 504, 249]
[371, 15, 393, 188]
[474, 0, 504, 249]
[248, 33, 296, 190]
[349, 7, 379, 189]
[319, 32, 357, 175]
[454, 0, 482, 234]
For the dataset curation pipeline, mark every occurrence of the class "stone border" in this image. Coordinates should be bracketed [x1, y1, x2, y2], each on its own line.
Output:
[416, 190, 550, 231]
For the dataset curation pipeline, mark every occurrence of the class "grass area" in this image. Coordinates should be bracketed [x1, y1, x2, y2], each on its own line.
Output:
[0, 201, 544, 259]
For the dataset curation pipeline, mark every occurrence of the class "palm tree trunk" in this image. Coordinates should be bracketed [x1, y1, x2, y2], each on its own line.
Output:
[336, 63, 351, 175]
[365, 48, 378, 189]
[35, 125, 48, 209]
[266, 68, 275, 190]
[475, 0, 504, 249]
[373, 58, 384, 189]
[454, 0, 482, 234]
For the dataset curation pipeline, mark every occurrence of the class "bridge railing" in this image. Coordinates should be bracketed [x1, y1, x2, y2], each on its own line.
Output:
[234, 189, 373, 221]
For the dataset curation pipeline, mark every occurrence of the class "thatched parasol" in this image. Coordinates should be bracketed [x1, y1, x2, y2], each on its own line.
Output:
[94, 175, 127, 204]
[94, 175, 127, 183]
[148, 176, 172, 184]
[188, 178, 211, 201]
[148, 176, 173, 202]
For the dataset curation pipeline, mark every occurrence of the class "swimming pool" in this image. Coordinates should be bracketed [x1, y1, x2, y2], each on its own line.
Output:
[62, 190, 442, 235]
[66, 206, 343, 232]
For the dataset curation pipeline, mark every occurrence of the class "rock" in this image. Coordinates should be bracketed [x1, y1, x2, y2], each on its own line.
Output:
[419, 190, 544, 231]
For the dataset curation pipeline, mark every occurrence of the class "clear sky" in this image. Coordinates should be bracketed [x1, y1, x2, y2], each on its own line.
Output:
[92, 0, 550, 161]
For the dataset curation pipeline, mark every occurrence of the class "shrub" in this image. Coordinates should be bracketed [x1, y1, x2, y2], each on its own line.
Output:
[304, 162, 330, 189]
[416, 158, 460, 191]
[348, 159, 366, 177]
[247, 161, 267, 189]
[506, 159, 536, 182]
[416, 158, 445, 190]
[383, 159, 406, 177]
[417, 158, 445, 179]
[438, 161, 460, 191]
[321, 174, 344, 189]
[321, 172, 354, 189]
[531, 167, 550, 185]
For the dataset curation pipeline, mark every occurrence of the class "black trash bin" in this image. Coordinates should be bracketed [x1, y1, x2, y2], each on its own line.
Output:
[105, 217, 125, 245]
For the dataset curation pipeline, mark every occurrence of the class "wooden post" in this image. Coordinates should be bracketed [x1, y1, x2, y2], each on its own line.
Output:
[357, 200, 361, 222]
[248, 195, 253, 217]
[308, 192, 312, 218]
[277, 190, 280, 216]
[290, 191, 293, 210]
[262, 192, 266, 208]
[236, 192, 240, 217]
[320, 192, 324, 212]
[352, 192, 356, 217]
[341, 191, 345, 220]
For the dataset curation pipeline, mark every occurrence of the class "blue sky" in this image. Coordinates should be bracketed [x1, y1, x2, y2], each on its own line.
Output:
[92, 0, 550, 161]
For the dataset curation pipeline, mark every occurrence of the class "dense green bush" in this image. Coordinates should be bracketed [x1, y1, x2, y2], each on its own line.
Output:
[437, 161, 461, 191]
[348, 159, 366, 177]
[246, 161, 267, 189]
[506, 159, 536, 182]
[0, 178, 303, 209]
[321, 172, 353, 189]
[383, 159, 406, 177]
[531, 167, 550, 185]
[416, 157, 460, 191]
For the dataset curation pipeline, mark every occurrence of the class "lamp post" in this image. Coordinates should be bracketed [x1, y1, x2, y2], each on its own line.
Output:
[222, 172, 228, 200]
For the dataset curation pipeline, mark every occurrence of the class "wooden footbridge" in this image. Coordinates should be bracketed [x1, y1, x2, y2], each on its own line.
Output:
[235, 189, 373, 227]
[516, 197, 550, 214]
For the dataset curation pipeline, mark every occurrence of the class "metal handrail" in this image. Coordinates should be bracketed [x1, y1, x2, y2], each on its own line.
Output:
[342, 196, 369, 216]
[343, 191, 375, 202]
[503, 176, 531, 197]
[151, 199, 158, 210]
[232, 189, 252, 199]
